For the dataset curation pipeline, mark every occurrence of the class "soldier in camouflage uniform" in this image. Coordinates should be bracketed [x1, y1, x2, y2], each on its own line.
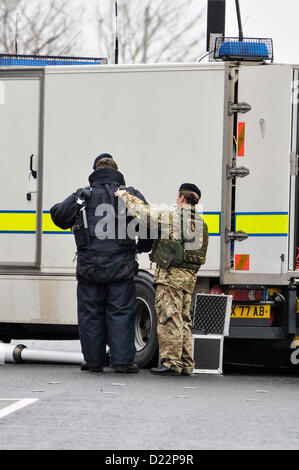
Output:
[115, 183, 209, 376]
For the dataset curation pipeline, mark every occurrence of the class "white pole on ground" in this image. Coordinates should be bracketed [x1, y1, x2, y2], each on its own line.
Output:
[2, 343, 84, 364]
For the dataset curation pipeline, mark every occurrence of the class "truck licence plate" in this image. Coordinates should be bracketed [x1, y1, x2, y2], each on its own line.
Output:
[231, 305, 271, 318]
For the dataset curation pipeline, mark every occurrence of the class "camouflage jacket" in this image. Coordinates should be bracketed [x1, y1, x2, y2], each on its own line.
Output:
[121, 192, 209, 294]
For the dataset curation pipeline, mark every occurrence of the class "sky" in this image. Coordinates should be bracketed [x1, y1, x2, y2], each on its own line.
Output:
[74, 0, 299, 64]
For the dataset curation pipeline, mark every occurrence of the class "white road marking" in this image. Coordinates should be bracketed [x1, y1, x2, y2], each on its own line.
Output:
[0, 399, 38, 419]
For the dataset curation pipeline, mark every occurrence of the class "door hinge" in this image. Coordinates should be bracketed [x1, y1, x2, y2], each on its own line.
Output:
[225, 228, 248, 243]
[228, 101, 252, 116]
[290, 151, 298, 176]
[226, 165, 250, 179]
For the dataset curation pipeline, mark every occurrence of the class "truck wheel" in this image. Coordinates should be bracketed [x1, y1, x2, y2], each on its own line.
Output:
[0, 337, 12, 344]
[134, 272, 158, 368]
[0, 325, 13, 344]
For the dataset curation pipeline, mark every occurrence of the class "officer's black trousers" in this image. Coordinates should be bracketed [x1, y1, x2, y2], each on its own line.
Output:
[77, 280, 136, 368]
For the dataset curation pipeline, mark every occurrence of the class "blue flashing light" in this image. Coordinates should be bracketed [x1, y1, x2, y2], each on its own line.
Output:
[0, 58, 101, 66]
[0, 55, 107, 67]
[219, 41, 269, 59]
[214, 37, 273, 62]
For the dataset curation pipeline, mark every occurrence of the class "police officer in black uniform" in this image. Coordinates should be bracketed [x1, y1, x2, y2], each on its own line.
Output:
[50, 153, 151, 373]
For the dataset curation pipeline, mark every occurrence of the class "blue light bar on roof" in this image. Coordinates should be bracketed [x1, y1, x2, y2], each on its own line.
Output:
[0, 54, 108, 67]
[219, 41, 268, 58]
[214, 37, 273, 62]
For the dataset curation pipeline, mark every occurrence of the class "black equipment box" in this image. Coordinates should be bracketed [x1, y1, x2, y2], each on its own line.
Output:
[192, 294, 232, 374]
[192, 333, 223, 374]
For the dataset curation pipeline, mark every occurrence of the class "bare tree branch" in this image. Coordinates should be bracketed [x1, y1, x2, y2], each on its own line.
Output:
[95, 0, 205, 64]
[0, 0, 84, 56]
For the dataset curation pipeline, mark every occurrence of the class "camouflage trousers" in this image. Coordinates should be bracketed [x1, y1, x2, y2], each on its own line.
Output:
[155, 284, 195, 374]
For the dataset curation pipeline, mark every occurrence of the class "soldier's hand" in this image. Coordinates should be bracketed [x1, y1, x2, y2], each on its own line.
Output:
[114, 189, 126, 197]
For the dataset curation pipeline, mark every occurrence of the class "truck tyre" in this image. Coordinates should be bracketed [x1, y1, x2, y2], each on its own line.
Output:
[134, 271, 159, 368]
[0, 324, 14, 344]
[0, 337, 12, 344]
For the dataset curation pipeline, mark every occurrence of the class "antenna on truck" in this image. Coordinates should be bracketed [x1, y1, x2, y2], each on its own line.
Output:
[114, 1, 119, 64]
[211, 0, 274, 63]
[14, 11, 18, 55]
[235, 0, 244, 41]
[57, 30, 82, 56]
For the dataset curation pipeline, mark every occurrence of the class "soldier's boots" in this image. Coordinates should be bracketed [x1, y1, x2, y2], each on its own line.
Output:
[150, 365, 181, 376]
[181, 370, 192, 376]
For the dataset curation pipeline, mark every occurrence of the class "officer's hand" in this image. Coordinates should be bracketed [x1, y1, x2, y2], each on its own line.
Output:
[114, 189, 126, 197]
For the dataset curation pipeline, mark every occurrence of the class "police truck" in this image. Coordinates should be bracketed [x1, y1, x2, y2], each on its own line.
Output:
[1, 3, 299, 368]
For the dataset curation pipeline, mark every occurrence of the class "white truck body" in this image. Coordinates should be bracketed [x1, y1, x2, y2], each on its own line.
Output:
[0, 62, 298, 362]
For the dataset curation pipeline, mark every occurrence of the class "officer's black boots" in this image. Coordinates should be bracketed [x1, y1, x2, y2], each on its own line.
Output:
[80, 361, 89, 371]
[114, 364, 139, 374]
[90, 366, 104, 373]
[81, 361, 139, 374]
[80, 361, 103, 373]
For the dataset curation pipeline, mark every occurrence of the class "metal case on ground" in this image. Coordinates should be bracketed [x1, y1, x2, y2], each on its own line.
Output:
[192, 333, 224, 374]
[192, 294, 232, 374]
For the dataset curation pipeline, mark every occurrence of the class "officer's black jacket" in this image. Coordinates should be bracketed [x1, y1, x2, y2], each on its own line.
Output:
[50, 168, 152, 284]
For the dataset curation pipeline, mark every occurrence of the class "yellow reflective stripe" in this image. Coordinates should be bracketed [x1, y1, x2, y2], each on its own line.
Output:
[0, 212, 71, 233]
[202, 213, 220, 235]
[235, 213, 288, 235]
[46, 212, 220, 235]
[0, 212, 36, 233]
[42, 213, 71, 233]
[1, 211, 219, 235]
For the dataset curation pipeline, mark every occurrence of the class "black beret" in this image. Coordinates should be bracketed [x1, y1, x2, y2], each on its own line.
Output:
[93, 153, 113, 170]
[179, 183, 201, 199]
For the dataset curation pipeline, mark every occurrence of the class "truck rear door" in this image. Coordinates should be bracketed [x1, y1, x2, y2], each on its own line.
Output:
[0, 72, 43, 268]
[221, 64, 293, 286]
[290, 68, 299, 273]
